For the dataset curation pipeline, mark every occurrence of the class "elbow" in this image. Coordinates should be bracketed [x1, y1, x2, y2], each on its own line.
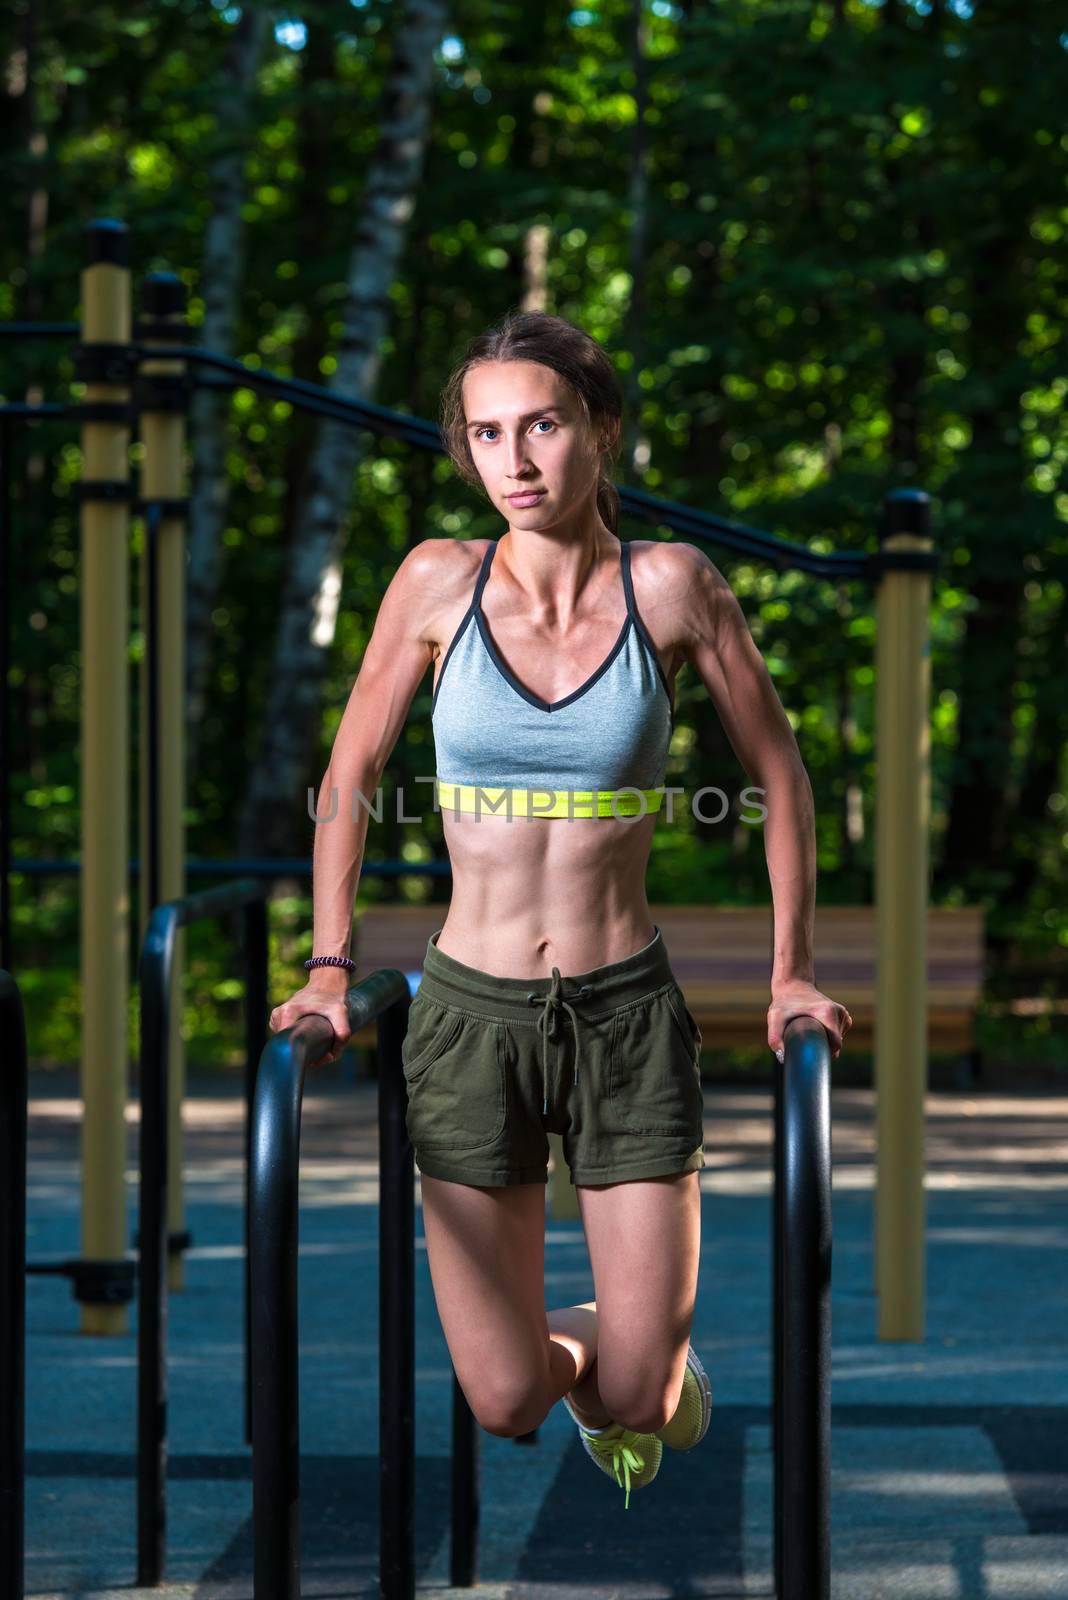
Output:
[751, 748, 810, 800]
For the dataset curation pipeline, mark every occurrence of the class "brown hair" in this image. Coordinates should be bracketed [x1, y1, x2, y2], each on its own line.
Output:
[439, 309, 625, 534]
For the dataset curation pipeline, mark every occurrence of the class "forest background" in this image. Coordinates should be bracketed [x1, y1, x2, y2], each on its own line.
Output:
[2, 0, 1065, 1076]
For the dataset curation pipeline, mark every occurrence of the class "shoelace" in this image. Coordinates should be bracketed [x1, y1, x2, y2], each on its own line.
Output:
[526, 966, 592, 1117]
[583, 1428, 647, 1511]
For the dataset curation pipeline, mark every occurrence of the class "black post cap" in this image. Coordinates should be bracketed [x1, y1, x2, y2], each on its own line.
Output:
[84, 219, 129, 267]
[142, 272, 186, 317]
[879, 487, 932, 543]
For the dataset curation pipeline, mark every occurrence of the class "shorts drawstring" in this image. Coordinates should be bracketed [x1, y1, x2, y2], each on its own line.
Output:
[526, 966, 592, 1117]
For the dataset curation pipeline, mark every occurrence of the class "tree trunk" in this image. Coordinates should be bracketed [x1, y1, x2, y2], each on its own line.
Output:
[239, 0, 446, 858]
[185, 5, 271, 780]
[621, 0, 652, 479]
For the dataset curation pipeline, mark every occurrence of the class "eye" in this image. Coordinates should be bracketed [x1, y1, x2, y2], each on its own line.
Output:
[473, 419, 556, 443]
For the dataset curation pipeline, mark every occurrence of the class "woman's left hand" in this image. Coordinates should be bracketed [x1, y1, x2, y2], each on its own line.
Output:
[768, 981, 852, 1063]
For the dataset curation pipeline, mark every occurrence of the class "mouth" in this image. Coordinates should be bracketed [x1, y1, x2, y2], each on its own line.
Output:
[505, 490, 547, 505]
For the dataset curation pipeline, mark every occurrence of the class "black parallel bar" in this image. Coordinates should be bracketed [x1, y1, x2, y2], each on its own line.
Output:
[774, 1016, 832, 1600]
[0, 322, 79, 338]
[249, 967, 413, 1600]
[136, 876, 270, 1585]
[137, 909, 173, 1586]
[773, 1048, 784, 1597]
[8, 856, 453, 880]
[1, 420, 11, 972]
[377, 975, 417, 1600]
[0, 970, 28, 1600]
[134, 344, 937, 584]
[144, 503, 162, 916]
[449, 1372, 478, 1587]
[250, 1023, 312, 1600]
[0, 405, 68, 421]
[243, 898, 269, 1446]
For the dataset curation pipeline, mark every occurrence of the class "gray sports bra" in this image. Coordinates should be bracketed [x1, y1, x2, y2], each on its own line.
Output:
[432, 539, 673, 820]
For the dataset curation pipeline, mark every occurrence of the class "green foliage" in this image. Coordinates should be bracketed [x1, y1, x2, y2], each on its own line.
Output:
[2, 0, 1066, 1067]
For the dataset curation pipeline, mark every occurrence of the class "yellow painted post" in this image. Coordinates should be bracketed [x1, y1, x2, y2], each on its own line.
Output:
[137, 274, 190, 1292]
[79, 219, 132, 1335]
[874, 489, 933, 1341]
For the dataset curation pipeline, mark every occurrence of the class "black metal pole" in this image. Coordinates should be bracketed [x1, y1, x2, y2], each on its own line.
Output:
[243, 896, 269, 1447]
[145, 501, 161, 919]
[379, 987, 416, 1600]
[0, 970, 28, 1600]
[773, 1048, 784, 1597]
[250, 1029, 318, 1599]
[139, 507, 165, 1583]
[0, 421, 12, 973]
[249, 971, 411, 1596]
[137, 906, 175, 1585]
[450, 1372, 479, 1588]
[133, 877, 266, 1579]
[775, 1017, 832, 1600]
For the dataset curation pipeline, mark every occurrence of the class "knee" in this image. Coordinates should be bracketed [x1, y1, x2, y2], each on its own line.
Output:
[613, 1400, 673, 1435]
[472, 1380, 549, 1440]
[598, 1377, 676, 1437]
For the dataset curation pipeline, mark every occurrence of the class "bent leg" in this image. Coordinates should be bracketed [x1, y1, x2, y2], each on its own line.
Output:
[575, 1169, 701, 1434]
[546, 1300, 612, 1426]
[418, 1174, 598, 1437]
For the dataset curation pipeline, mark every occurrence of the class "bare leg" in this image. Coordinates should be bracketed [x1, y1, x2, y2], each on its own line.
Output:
[576, 1173, 701, 1436]
[546, 1299, 613, 1427]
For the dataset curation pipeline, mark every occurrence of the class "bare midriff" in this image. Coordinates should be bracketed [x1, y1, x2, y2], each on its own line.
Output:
[432, 805, 660, 978]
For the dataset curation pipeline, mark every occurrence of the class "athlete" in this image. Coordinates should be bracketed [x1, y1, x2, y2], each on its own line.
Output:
[269, 309, 852, 1509]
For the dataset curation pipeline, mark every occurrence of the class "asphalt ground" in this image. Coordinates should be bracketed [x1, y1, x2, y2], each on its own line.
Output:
[17, 1066, 1068, 1599]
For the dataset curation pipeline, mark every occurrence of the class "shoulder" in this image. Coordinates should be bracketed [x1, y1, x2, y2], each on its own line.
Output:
[395, 535, 491, 595]
[389, 537, 492, 643]
[626, 538, 735, 649]
[627, 537, 715, 590]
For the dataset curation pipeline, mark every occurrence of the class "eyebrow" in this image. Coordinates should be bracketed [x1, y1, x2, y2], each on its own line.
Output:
[466, 407, 566, 431]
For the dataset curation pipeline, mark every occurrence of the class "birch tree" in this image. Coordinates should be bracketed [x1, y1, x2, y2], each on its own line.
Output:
[238, 0, 446, 857]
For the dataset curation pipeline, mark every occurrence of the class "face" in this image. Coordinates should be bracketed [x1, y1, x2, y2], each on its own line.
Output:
[462, 359, 614, 531]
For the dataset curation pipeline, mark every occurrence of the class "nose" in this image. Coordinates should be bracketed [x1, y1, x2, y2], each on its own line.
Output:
[502, 433, 535, 479]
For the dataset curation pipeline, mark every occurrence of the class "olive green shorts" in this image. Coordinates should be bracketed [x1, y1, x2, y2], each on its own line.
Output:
[400, 923, 705, 1188]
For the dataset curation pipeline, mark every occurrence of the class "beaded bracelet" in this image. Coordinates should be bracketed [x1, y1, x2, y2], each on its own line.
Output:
[304, 955, 357, 973]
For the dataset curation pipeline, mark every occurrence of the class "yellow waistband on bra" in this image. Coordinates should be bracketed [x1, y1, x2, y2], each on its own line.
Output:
[435, 781, 664, 819]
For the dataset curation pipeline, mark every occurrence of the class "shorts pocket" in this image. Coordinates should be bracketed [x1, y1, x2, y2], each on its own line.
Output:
[608, 989, 705, 1136]
[402, 995, 465, 1083]
[665, 984, 703, 1064]
[403, 1003, 506, 1151]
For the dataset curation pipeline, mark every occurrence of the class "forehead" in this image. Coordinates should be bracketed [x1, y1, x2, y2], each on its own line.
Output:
[462, 359, 572, 420]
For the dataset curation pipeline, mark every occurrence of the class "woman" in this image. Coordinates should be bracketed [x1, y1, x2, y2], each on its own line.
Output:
[269, 309, 852, 1510]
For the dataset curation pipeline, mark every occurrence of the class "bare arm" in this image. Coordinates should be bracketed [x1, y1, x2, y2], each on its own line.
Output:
[309, 538, 468, 979]
[672, 542, 816, 989]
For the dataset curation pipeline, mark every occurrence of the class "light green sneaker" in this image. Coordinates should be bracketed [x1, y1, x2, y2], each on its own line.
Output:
[562, 1395, 663, 1508]
[654, 1343, 713, 1451]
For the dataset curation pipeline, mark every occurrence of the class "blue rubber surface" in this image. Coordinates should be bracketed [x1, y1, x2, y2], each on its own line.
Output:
[19, 1069, 1068, 1599]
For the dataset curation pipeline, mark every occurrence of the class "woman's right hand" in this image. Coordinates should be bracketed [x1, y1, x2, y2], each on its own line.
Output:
[268, 981, 353, 1067]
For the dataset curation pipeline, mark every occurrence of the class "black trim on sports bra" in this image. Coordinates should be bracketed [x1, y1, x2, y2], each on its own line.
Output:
[621, 540, 675, 720]
[432, 537, 675, 726]
[474, 538, 632, 714]
[430, 542, 494, 716]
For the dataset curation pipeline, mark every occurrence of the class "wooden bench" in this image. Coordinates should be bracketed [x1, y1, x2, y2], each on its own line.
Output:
[349, 903, 985, 1067]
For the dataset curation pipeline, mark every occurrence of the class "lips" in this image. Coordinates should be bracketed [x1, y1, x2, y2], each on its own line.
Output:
[506, 490, 546, 501]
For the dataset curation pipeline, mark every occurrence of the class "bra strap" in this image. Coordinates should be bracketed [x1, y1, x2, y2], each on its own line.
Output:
[620, 539, 638, 620]
[472, 539, 497, 612]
